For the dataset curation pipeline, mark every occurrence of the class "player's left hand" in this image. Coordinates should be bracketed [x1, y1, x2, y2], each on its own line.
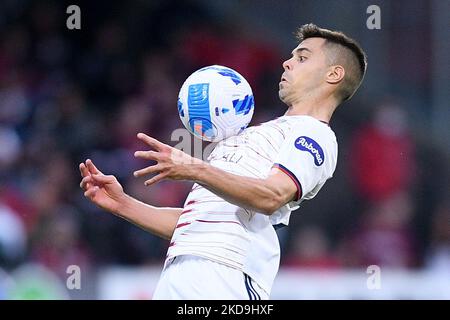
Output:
[133, 132, 203, 186]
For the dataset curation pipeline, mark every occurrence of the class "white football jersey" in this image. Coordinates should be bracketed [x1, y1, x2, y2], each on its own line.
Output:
[165, 115, 338, 295]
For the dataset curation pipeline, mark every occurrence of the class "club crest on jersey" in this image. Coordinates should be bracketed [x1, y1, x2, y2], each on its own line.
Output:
[295, 136, 325, 166]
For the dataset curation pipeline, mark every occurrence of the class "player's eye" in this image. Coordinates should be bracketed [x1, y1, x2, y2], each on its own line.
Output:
[298, 56, 307, 62]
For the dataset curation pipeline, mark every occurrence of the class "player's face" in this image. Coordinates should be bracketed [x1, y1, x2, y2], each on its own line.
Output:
[279, 37, 329, 106]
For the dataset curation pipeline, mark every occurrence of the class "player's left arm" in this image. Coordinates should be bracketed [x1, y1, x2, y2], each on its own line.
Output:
[133, 133, 297, 215]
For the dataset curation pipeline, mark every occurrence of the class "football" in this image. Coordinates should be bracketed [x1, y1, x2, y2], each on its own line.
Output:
[177, 65, 254, 142]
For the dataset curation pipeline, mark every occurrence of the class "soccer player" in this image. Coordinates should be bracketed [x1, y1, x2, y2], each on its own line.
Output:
[79, 23, 367, 299]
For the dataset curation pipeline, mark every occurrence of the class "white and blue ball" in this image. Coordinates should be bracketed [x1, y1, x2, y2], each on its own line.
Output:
[177, 65, 254, 142]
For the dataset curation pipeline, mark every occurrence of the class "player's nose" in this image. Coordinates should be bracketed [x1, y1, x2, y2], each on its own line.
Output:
[282, 58, 291, 71]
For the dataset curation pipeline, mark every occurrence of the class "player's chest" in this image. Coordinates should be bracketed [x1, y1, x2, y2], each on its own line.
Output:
[209, 122, 290, 163]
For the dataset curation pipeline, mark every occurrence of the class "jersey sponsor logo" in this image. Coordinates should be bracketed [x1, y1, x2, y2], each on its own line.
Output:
[294, 136, 325, 166]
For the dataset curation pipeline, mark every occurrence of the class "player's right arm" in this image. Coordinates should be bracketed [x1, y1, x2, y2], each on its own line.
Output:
[79, 159, 182, 240]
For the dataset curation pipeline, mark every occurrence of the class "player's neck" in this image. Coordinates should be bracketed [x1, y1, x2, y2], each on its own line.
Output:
[285, 96, 337, 123]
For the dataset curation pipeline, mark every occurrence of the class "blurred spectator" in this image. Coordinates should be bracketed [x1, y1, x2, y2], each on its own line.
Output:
[178, 21, 281, 103]
[0, 204, 26, 268]
[339, 191, 417, 268]
[349, 102, 416, 202]
[9, 264, 69, 300]
[29, 206, 92, 279]
[0, 267, 15, 300]
[0, 71, 30, 126]
[282, 225, 340, 269]
[0, 126, 22, 168]
[424, 200, 450, 274]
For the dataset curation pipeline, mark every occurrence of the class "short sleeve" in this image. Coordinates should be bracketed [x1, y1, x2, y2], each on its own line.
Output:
[273, 127, 334, 203]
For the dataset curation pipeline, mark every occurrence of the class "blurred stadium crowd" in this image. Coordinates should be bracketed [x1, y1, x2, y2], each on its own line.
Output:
[0, 1, 448, 298]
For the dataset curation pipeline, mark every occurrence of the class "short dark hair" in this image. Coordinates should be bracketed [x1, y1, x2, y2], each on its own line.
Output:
[296, 23, 367, 102]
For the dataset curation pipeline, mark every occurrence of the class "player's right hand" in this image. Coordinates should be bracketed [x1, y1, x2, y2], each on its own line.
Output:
[79, 159, 127, 214]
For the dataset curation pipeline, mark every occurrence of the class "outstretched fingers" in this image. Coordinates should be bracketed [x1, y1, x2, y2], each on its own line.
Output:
[134, 150, 160, 161]
[90, 173, 115, 184]
[137, 133, 167, 151]
[80, 175, 93, 190]
[144, 172, 168, 186]
[79, 163, 90, 178]
[80, 159, 112, 199]
[79, 163, 94, 190]
[84, 186, 99, 198]
[133, 164, 163, 178]
[86, 159, 103, 175]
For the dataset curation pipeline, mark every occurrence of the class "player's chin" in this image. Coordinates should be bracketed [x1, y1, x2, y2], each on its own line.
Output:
[278, 89, 288, 103]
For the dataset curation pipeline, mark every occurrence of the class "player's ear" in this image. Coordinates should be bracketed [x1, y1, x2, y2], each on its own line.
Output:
[325, 65, 345, 84]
